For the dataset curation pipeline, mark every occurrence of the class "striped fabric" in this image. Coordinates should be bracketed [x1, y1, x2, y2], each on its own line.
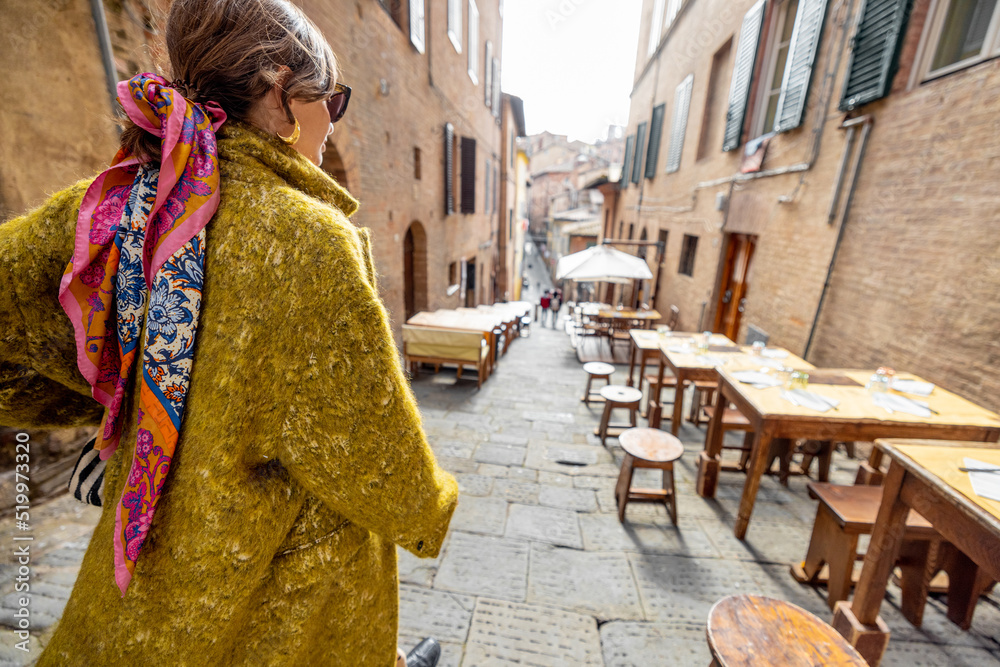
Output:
[69, 436, 105, 507]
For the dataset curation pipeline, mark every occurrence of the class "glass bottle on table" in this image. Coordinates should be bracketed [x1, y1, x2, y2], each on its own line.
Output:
[697, 331, 711, 354]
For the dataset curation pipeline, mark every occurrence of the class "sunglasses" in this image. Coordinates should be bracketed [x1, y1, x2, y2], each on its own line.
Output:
[326, 82, 351, 123]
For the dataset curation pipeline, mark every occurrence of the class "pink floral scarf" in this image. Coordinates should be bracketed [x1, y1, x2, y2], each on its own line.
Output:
[58, 73, 226, 596]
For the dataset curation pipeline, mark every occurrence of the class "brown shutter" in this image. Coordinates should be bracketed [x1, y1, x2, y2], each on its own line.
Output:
[461, 137, 477, 214]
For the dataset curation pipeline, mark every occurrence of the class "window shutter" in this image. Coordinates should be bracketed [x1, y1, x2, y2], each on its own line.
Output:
[409, 0, 425, 53]
[461, 137, 477, 214]
[644, 103, 666, 178]
[839, 0, 912, 110]
[632, 122, 647, 184]
[444, 123, 455, 215]
[622, 135, 635, 186]
[723, 0, 765, 152]
[492, 58, 501, 118]
[666, 74, 694, 173]
[774, 0, 830, 133]
[485, 41, 493, 106]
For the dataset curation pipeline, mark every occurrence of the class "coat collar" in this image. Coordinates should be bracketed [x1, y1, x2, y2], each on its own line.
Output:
[216, 121, 359, 218]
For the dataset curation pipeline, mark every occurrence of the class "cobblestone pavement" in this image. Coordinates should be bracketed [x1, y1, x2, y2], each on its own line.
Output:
[3, 321, 1000, 666]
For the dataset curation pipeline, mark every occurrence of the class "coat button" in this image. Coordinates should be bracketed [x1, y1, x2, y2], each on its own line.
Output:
[417, 540, 424, 551]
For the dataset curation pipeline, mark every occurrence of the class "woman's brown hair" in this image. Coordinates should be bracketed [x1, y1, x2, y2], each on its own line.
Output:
[121, 0, 338, 162]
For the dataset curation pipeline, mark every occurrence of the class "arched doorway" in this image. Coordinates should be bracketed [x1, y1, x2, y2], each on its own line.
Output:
[322, 140, 350, 190]
[403, 222, 428, 321]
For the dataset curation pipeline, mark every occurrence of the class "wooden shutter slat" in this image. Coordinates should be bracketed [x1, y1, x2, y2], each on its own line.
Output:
[774, 0, 830, 133]
[410, 0, 425, 53]
[485, 41, 493, 107]
[666, 74, 694, 173]
[839, 0, 912, 111]
[644, 104, 666, 178]
[632, 122, 647, 184]
[622, 135, 635, 186]
[444, 123, 455, 215]
[461, 137, 476, 214]
[722, 0, 765, 152]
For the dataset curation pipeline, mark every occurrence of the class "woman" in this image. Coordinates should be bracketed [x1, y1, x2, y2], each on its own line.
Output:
[0, 1, 457, 664]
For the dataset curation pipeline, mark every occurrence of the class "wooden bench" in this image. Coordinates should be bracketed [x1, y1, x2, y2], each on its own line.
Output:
[707, 595, 866, 666]
[401, 325, 489, 389]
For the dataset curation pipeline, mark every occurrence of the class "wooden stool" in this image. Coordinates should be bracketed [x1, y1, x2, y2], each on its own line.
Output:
[707, 595, 866, 666]
[614, 427, 683, 524]
[702, 404, 755, 472]
[595, 385, 642, 446]
[642, 371, 677, 418]
[792, 483, 939, 616]
[582, 361, 615, 405]
[689, 379, 718, 427]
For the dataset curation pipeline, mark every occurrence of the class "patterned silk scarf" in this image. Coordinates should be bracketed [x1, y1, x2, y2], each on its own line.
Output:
[58, 74, 226, 596]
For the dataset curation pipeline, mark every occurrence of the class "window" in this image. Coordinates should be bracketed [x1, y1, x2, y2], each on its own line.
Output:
[698, 39, 733, 161]
[491, 57, 501, 117]
[923, 0, 1000, 79]
[485, 159, 492, 213]
[678, 235, 698, 276]
[753, 0, 800, 138]
[649, 0, 666, 57]
[460, 137, 477, 214]
[621, 135, 635, 185]
[485, 41, 493, 106]
[665, 0, 682, 30]
[657, 230, 669, 265]
[410, 0, 426, 53]
[771, 0, 828, 134]
[448, 0, 462, 53]
[508, 208, 513, 240]
[632, 122, 647, 184]
[666, 74, 694, 173]
[839, 0, 911, 110]
[723, 1, 766, 151]
[468, 0, 480, 84]
[444, 124, 455, 214]
[618, 220, 624, 238]
[645, 103, 666, 178]
[628, 223, 635, 240]
[448, 261, 460, 295]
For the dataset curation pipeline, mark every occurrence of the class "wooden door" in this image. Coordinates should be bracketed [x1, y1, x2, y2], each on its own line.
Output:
[403, 227, 415, 320]
[713, 234, 756, 340]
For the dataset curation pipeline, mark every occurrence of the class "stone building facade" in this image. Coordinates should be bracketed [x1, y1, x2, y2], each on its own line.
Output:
[606, 0, 1000, 411]
[1, 0, 509, 338]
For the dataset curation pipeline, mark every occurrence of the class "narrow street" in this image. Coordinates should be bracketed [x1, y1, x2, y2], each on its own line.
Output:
[5, 321, 999, 666]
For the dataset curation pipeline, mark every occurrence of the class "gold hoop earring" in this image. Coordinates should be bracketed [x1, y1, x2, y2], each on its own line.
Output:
[279, 118, 300, 145]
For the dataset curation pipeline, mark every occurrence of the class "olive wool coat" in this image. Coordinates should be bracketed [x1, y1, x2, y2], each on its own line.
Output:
[0, 122, 458, 665]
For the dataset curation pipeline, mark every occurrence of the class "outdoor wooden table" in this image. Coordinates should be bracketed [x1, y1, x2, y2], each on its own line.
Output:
[406, 310, 502, 376]
[595, 307, 661, 328]
[700, 369, 1000, 540]
[649, 335, 812, 437]
[625, 329, 670, 388]
[831, 439, 1000, 665]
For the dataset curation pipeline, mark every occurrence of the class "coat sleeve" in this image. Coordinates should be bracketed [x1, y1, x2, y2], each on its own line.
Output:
[0, 182, 105, 428]
[276, 213, 458, 558]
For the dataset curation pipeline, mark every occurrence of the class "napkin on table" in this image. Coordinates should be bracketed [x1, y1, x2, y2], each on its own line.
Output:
[891, 378, 935, 396]
[872, 392, 932, 418]
[731, 370, 782, 388]
[760, 348, 789, 359]
[781, 389, 840, 412]
[963, 458, 1000, 502]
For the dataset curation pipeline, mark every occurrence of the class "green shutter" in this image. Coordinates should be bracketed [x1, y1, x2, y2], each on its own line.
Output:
[774, 0, 830, 133]
[444, 123, 455, 214]
[632, 122, 647, 184]
[622, 135, 634, 186]
[723, 0, 765, 152]
[839, 0, 912, 111]
[645, 104, 666, 178]
[666, 74, 694, 173]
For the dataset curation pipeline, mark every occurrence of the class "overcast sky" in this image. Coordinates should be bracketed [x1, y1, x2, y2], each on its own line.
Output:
[501, 0, 642, 144]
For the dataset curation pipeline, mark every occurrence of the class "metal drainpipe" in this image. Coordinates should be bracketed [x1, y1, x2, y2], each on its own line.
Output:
[90, 0, 119, 114]
[803, 115, 874, 359]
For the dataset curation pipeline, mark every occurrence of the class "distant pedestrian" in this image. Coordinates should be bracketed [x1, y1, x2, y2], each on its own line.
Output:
[550, 289, 562, 327]
[540, 290, 551, 327]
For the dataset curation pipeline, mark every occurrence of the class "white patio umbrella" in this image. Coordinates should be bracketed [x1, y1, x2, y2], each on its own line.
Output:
[555, 244, 653, 284]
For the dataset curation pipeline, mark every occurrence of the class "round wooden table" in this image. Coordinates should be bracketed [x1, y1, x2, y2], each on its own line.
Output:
[707, 595, 867, 666]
